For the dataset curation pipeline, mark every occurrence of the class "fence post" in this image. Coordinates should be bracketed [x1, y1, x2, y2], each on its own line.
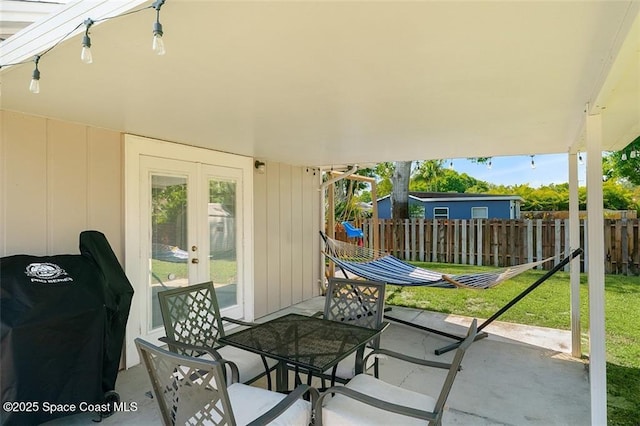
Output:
[476, 219, 483, 266]
[604, 219, 612, 274]
[621, 218, 628, 275]
[461, 220, 467, 265]
[469, 219, 475, 266]
[564, 218, 571, 271]
[492, 221, 500, 267]
[454, 219, 460, 264]
[419, 219, 425, 262]
[431, 219, 438, 262]
[536, 219, 543, 268]
[404, 218, 410, 261]
[554, 219, 562, 268]
[526, 220, 533, 264]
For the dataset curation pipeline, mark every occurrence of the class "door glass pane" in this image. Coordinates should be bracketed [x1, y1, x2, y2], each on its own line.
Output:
[149, 175, 189, 330]
[208, 179, 237, 309]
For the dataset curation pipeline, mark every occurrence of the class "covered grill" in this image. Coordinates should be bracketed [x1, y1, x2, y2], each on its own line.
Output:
[0, 231, 134, 425]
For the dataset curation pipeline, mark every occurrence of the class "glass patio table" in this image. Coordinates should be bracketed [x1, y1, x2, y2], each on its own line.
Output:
[219, 313, 389, 392]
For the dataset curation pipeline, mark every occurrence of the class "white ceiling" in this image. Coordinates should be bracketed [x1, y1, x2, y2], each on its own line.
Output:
[1, 0, 639, 167]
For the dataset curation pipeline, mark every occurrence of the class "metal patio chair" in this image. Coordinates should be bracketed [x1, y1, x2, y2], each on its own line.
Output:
[135, 338, 317, 426]
[158, 282, 277, 389]
[310, 277, 386, 386]
[315, 319, 478, 426]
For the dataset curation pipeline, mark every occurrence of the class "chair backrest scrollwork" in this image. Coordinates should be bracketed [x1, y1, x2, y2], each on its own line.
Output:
[158, 282, 226, 357]
[135, 337, 235, 426]
[324, 277, 385, 331]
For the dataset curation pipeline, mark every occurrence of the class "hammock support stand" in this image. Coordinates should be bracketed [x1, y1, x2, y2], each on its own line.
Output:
[386, 247, 582, 354]
[321, 232, 582, 355]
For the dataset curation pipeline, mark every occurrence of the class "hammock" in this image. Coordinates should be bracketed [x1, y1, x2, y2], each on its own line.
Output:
[321, 233, 556, 289]
[321, 232, 583, 355]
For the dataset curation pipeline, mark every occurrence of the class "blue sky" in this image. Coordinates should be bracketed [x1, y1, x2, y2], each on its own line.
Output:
[445, 154, 587, 188]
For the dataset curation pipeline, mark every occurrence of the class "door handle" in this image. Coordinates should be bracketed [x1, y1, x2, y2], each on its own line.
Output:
[191, 258, 199, 264]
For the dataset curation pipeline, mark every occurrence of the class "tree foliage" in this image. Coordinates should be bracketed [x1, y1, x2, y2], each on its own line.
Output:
[603, 137, 640, 185]
[339, 150, 640, 218]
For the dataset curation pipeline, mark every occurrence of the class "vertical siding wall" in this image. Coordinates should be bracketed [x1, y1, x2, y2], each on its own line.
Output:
[0, 110, 123, 259]
[253, 162, 321, 318]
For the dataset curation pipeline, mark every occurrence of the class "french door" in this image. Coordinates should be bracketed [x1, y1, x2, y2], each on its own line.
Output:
[125, 136, 253, 367]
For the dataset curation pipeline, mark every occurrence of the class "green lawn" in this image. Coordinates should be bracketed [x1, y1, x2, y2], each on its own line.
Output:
[151, 258, 237, 285]
[385, 262, 640, 425]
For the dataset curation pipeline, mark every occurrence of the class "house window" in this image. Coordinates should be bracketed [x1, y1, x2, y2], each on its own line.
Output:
[433, 207, 449, 219]
[471, 207, 488, 219]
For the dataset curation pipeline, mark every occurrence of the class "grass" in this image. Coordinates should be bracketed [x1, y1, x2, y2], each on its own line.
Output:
[151, 258, 237, 285]
[385, 262, 640, 425]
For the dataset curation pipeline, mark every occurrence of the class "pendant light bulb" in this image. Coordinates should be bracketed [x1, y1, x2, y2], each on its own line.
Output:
[151, 1, 166, 56]
[29, 75, 40, 94]
[81, 42, 93, 64]
[152, 32, 165, 55]
[449, 161, 454, 170]
[80, 46, 92, 63]
[530, 155, 536, 169]
[630, 150, 637, 159]
[578, 152, 584, 165]
[621, 152, 627, 161]
[29, 56, 40, 94]
[487, 159, 492, 170]
[81, 19, 93, 64]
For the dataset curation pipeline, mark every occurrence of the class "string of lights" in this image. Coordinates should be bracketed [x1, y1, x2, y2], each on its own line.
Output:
[0, 0, 167, 94]
[620, 142, 639, 160]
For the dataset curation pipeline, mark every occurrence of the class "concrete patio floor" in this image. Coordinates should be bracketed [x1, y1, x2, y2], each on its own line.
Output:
[45, 297, 590, 425]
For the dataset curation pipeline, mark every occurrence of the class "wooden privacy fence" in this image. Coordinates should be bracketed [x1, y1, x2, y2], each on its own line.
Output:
[334, 219, 639, 275]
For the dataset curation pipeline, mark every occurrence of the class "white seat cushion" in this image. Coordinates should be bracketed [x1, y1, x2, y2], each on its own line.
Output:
[175, 383, 310, 425]
[323, 346, 375, 380]
[227, 383, 311, 425]
[321, 373, 436, 426]
[200, 345, 277, 384]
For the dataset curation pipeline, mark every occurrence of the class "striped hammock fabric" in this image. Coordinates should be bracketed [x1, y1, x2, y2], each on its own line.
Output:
[322, 234, 556, 289]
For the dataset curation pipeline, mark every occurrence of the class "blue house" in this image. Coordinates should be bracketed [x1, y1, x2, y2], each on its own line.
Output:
[377, 192, 523, 220]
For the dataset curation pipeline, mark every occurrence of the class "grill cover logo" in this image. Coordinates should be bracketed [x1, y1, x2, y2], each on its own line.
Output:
[25, 263, 73, 283]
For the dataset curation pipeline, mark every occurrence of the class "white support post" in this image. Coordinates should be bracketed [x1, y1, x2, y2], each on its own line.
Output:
[586, 112, 607, 425]
[568, 151, 581, 358]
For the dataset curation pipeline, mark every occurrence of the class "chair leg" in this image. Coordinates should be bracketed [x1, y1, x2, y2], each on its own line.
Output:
[331, 365, 338, 387]
[295, 366, 302, 387]
[260, 356, 273, 390]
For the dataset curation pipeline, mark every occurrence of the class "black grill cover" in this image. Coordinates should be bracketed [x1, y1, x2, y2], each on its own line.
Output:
[0, 231, 134, 425]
